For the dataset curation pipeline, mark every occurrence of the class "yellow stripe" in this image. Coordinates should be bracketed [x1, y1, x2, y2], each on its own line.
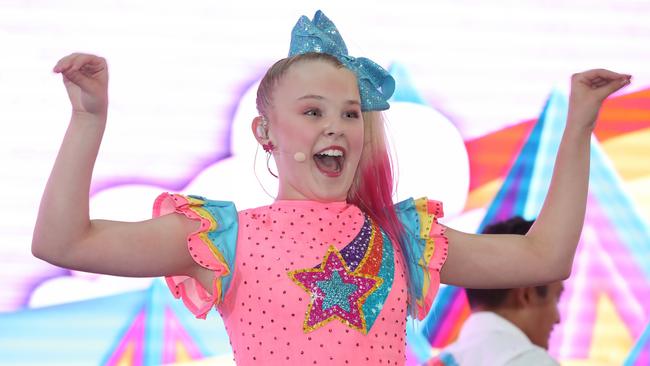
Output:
[413, 197, 437, 302]
[182, 196, 231, 280]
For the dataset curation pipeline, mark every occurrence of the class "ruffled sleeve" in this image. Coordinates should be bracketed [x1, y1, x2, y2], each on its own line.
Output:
[153, 192, 238, 319]
[395, 197, 449, 320]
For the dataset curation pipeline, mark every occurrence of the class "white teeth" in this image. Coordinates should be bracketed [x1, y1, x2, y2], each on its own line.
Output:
[317, 149, 343, 157]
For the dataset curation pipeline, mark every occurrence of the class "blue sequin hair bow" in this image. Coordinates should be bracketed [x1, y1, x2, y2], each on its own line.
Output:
[289, 10, 395, 111]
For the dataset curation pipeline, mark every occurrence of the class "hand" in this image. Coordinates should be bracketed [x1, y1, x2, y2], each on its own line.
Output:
[569, 69, 631, 131]
[53, 53, 109, 116]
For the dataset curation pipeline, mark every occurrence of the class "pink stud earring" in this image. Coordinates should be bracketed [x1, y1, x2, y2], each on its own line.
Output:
[264, 143, 278, 178]
[262, 141, 276, 153]
[258, 115, 278, 178]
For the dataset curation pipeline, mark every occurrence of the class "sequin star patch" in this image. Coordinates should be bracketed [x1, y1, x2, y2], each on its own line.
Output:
[288, 246, 383, 333]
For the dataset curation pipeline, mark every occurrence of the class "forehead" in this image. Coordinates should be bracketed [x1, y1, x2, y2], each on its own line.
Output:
[274, 60, 360, 101]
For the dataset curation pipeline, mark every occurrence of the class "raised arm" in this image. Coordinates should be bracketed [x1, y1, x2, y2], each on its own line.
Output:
[32, 54, 207, 284]
[441, 69, 631, 288]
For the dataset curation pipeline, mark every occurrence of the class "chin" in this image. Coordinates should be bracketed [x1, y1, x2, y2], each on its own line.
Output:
[535, 339, 549, 350]
[309, 184, 350, 202]
[310, 178, 353, 201]
[311, 191, 348, 202]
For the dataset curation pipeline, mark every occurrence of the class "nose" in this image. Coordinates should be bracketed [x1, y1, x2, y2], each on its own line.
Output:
[323, 116, 345, 137]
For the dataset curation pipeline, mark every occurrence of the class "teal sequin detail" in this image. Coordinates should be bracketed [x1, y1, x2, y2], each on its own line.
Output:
[289, 10, 395, 112]
[317, 271, 359, 312]
[361, 230, 395, 330]
[289, 213, 395, 333]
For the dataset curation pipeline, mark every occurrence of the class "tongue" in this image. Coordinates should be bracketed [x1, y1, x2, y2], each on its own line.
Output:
[314, 155, 341, 173]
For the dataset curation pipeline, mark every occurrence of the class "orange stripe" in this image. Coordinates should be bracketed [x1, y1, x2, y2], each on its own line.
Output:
[357, 220, 383, 276]
[465, 88, 650, 191]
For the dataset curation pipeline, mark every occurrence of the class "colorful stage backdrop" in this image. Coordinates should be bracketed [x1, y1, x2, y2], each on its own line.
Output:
[0, 1, 648, 365]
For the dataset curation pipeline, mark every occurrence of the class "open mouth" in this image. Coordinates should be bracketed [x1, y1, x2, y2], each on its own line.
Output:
[313, 147, 345, 177]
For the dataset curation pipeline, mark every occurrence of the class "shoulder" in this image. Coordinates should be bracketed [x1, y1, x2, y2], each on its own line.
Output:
[392, 197, 448, 320]
[153, 193, 237, 220]
[154, 193, 240, 319]
[395, 197, 444, 218]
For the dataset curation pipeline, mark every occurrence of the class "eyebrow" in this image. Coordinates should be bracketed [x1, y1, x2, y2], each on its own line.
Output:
[297, 94, 360, 106]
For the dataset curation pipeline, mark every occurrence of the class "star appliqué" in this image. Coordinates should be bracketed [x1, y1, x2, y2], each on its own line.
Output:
[288, 246, 383, 333]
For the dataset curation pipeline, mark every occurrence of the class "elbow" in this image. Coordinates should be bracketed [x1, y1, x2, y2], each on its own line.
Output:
[536, 265, 571, 285]
[556, 246, 577, 281]
[535, 253, 573, 283]
[557, 266, 572, 281]
[32, 220, 88, 265]
[31, 234, 53, 262]
[531, 236, 576, 282]
[31, 231, 69, 265]
[548, 268, 571, 283]
[548, 260, 572, 282]
[31, 243, 42, 260]
[32, 220, 56, 262]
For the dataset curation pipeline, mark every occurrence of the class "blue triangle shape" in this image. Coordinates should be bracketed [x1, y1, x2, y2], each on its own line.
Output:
[142, 278, 231, 364]
[388, 62, 428, 105]
[424, 89, 650, 358]
[588, 138, 650, 277]
[479, 89, 568, 231]
[478, 88, 650, 275]
[0, 288, 148, 365]
[161, 279, 232, 358]
[625, 320, 650, 365]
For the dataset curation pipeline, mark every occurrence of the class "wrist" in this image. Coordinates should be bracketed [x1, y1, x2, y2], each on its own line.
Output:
[562, 120, 593, 144]
[566, 106, 598, 134]
[71, 110, 107, 125]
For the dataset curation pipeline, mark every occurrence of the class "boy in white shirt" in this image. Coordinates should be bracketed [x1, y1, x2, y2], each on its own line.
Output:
[432, 217, 564, 366]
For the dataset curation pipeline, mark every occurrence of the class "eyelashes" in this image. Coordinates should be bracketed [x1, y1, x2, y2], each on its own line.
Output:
[303, 108, 360, 119]
[304, 108, 322, 117]
[344, 111, 360, 119]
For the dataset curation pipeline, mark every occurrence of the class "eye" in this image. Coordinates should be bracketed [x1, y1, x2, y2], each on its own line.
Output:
[344, 110, 360, 119]
[304, 108, 322, 117]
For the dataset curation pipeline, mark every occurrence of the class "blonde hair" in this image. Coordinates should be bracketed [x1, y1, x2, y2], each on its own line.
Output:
[256, 52, 343, 118]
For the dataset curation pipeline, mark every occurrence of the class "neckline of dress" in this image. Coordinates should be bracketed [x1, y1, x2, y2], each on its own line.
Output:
[271, 199, 350, 209]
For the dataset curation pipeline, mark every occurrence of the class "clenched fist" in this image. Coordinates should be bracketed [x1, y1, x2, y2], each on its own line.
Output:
[569, 69, 631, 131]
[53, 53, 109, 116]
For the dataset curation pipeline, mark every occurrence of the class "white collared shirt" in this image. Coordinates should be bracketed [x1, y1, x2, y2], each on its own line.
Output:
[436, 312, 560, 366]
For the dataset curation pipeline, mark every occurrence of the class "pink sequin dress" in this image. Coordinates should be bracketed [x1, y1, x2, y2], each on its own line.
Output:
[153, 193, 448, 365]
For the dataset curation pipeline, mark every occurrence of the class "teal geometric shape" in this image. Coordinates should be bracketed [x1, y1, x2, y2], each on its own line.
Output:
[0, 278, 231, 365]
[110, 278, 231, 366]
[478, 88, 650, 278]
[625, 320, 650, 365]
[0, 287, 147, 365]
[478, 88, 568, 230]
[388, 62, 428, 105]
[474, 88, 650, 358]
[317, 271, 358, 312]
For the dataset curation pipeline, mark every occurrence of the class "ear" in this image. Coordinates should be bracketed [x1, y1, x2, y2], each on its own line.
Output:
[251, 116, 267, 144]
[513, 287, 534, 307]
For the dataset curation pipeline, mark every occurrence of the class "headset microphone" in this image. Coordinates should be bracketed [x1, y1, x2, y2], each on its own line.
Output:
[293, 152, 306, 162]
